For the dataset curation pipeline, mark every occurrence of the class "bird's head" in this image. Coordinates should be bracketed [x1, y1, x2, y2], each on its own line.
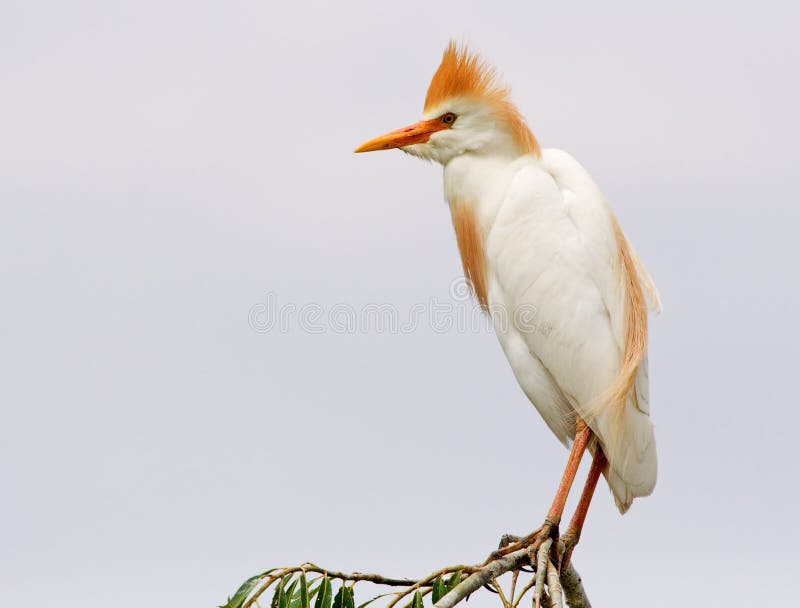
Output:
[355, 42, 539, 165]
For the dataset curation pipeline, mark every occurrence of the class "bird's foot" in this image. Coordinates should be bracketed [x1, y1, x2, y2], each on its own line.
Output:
[485, 518, 559, 562]
[527, 520, 562, 608]
[484, 530, 534, 563]
[485, 520, 563, 608]
[497, 533, 522, 549]
[484, 533, 535, 571]
[557, 528, 580, 571]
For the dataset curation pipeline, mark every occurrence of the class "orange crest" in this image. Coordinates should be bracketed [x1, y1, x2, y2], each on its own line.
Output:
[424, 42, 541, 157]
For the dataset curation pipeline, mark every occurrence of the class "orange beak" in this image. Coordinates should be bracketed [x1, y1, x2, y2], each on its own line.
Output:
[354, 118, 448, 153]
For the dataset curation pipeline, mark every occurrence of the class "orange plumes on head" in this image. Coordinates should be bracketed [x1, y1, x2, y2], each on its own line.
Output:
[424, 41, 541, 157]
[424, 42, 500, 112]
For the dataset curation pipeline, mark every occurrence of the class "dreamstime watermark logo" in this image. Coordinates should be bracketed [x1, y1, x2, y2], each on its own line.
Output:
[248, 277, 553, 337]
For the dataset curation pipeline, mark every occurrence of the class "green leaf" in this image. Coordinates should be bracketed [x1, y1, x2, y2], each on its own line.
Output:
[445, 570, 462, 592]
[273, 575, 294, 608]
[332, 584, 355, 608]
[220, 573, 262, 608]
[332, 585, 346, 608]
[271, 578, 283, 608]
[289, 576, 309, 608]
[307, 581, 322, 603]
[314, 577, 333, 608]
[300, 574, 310, 608]
[282, 578, 298, 608]
[432, 578, 446, 604]
[411, 591, 424, 608]
[221, 570, 282, 608]
[271, 580, 281, 608]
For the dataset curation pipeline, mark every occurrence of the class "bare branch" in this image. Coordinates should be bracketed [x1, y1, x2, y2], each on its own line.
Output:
[235, 549, 591, 608]
[491, 578, 511, 608]
[433, 548, 529, 608]
[384, 566, 475, 608]
[560, 564, 592, 608]
[545, 562, 563, 608]
[532, 539, 552, 608]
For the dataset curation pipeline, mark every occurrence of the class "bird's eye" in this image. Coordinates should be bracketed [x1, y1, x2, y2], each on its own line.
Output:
[441, 112, 457, 125]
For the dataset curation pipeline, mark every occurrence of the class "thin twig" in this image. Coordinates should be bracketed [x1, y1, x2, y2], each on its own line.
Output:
[385, 566, 475, 608]
[508, 570, 519, 606]
[305, 563, 449, 587]
[510, 574, 537, 608]
[244, 570, 291, 608]
[491, 578, 511, 608]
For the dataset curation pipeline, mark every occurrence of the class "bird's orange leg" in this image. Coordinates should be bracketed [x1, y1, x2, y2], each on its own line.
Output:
[520, 419, 593, 608]
[488, 419, 593, 568]
[560, 448, 607, 569]
[535, 418, 592, 545]
[544, 418, 592, 526]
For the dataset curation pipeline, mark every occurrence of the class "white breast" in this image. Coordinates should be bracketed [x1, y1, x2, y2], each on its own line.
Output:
[443, 149, 659, 513]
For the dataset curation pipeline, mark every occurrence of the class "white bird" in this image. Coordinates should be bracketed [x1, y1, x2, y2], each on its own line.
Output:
[355, 42, 661, 567]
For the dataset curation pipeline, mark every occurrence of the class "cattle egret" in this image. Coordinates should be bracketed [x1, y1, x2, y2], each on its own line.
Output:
[355, 42, 661, 569]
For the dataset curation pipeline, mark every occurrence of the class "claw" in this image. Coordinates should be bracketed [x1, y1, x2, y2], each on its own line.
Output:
[483, 529, 542, 565]
[498, 533, 521, 549]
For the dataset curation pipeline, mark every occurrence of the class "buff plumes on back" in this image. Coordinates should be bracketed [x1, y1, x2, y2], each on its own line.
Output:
[586, 219, 660, 470]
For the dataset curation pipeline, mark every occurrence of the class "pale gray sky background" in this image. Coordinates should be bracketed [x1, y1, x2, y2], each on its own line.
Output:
[1, 1, 798, 606]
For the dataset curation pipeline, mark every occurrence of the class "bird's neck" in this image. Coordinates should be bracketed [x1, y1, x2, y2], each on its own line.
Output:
[444, 153, 531, 228]
[443, 153, 535, 310]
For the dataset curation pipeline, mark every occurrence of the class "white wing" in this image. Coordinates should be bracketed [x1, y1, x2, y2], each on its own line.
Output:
[485, 149, 660, 513]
